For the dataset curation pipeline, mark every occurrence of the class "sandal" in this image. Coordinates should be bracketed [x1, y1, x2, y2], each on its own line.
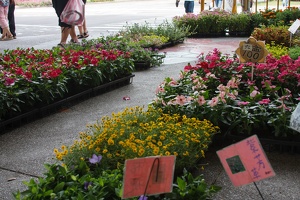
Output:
[70, 39, 80, 44]
[83, 32, 89, 38]
[57, 43, 66, 49]
[77, 34, 84, 39]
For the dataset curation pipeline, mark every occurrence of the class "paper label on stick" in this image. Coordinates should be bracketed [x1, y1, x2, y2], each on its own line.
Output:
[217, 135, 275, 187]
[122, 156, 176, 198]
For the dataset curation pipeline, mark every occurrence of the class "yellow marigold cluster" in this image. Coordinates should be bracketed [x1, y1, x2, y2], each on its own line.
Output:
[54, 106, 219, 171]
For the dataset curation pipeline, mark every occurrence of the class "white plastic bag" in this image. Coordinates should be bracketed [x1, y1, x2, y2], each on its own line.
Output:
[60, 0, 85, 26]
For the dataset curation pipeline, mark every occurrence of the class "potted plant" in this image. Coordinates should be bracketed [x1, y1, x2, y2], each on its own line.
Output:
[151, 49, 300, 140]
[227, 13, 251, 36]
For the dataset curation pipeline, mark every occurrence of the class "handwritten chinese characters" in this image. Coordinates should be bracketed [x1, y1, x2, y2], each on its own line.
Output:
[235, 37, 268, 63]
[217, 135, 275, 187]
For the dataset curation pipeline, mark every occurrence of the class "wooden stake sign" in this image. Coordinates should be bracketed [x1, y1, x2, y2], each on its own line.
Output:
[122, 156, 176, 199]
[235, 37, 268, 63]
[217, 135, 275, 187]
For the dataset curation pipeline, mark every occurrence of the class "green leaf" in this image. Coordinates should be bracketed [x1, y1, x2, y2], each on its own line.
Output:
[53, 182, 65, 193]
[177, 177, 186, 191]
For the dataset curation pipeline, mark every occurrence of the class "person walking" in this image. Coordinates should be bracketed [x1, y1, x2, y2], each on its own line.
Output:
[184, 0, 194, 14]
[0, 0, 13, 40]
[77, 0, 89, 39]
[52, 0, 79, 48]
[0, 0, 15, 39]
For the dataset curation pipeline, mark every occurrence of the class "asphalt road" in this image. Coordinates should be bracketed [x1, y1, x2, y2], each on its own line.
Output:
[0, 0, 204, 53]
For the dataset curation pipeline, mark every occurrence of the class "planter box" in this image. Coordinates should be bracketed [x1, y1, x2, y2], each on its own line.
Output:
[134, 62, 151, 70]
[0, 74, 135, 133]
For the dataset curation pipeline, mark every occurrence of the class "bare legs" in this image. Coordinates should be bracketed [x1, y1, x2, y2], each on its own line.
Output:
[60, 26, 79, 45]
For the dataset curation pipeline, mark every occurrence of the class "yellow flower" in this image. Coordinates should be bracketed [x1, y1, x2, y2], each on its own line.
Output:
[153, 147, 160, 155]
[165, 151, 171, 156]
[138, 148, 145, 156]
[103, 149, 108, 154]
[157, 141, 162, 146]
[95, 147, 100, 152]
[53, 148, 59, 154]
[108, 139, 114, 145]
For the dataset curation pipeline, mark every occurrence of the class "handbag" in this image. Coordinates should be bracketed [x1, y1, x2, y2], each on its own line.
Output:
[60, 0, 85, 26]
[0, 0, 9, 7]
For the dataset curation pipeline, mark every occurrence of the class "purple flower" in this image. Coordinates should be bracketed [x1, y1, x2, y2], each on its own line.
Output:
[138, 195, 148, 200]
[84, 181, 92, 190]
[89, 154, 102, 164]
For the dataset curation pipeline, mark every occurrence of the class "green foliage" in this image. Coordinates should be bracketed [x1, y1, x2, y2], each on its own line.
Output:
[14, 161, 124, 200]
[288, 45, 300, 60]
[119, 20, 188, 44]
[265, 41, 289, 59]
[173, 10, 230, 36]
[163, 169, 221, 200]
[227, 13, 251, 33]
[251, 25, 293, 47]
[275, 7, 300, 26]
[250, 13, 269, 31]
[55, 106, 219, 174]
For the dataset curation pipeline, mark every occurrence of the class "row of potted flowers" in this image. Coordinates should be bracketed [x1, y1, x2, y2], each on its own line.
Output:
[0, 46, 134, 121]
[172, 7, 300, 37]
[151, 48, 300, 139]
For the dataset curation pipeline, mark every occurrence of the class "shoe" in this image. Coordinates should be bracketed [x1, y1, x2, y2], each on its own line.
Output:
[83, 32, 89, 38]
[13, 36, 17, 39]
[70, 39, 80, 44]
[77, 34, 84, 39]
[57, 43, 66, 49]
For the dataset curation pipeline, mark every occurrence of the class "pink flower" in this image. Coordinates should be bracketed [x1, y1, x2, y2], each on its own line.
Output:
[175, 95, 186, 106]
[197, 96, 206, 106]
[258, 98, 271, 105]
[5, 77, 15, 86]
[209, 97, 219, 107]
[250, 90, 260, 98]
[155, 86, 165, 94]
[238, 101, 250, 106]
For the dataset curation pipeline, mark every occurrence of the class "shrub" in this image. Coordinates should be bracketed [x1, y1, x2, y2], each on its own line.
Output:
[227, 13, 251, 33]
[151, 49, 300, 138]
[288, 45, 300, 60]
[54, 106, 220, 174]
[265, 41, 289, 59]
[251, 25, 293, 47]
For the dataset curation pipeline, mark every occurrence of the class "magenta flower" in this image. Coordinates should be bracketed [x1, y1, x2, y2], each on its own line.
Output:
[258, 98, 271, 105]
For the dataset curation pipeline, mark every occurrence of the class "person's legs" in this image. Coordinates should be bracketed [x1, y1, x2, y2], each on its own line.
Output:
[8, 3, 16, 38]
[184, 1, 194, 13]
[60, 27, 70, 44]
[70, 25, 79, 43]
[0, 6, 12, 40]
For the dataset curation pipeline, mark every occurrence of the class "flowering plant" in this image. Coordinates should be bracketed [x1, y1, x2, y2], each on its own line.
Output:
[173, 10, 230, 36]
[54, 106, 219, 173]
[151, 49, 300, 138]
[0, 47, 134, 120]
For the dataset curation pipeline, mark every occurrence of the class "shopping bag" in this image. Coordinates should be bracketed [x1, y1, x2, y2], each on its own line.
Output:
[60, 0, 85, 26]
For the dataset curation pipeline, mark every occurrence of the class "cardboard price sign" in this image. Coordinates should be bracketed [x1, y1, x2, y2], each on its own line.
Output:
[235, 37, 268, 63]
[122, 156, 176, 199]
[217, 135, 275, 187]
